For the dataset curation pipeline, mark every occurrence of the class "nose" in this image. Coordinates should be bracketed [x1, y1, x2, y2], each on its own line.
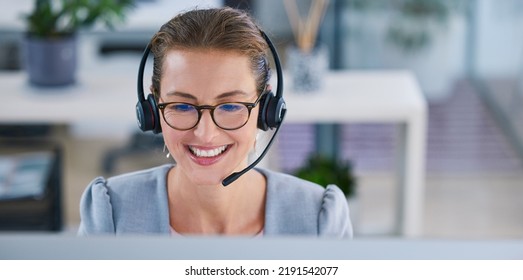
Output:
[193, 110, 220, 141]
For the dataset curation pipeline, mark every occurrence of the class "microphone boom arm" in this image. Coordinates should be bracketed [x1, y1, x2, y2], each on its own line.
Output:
[222, 108, 287, 186]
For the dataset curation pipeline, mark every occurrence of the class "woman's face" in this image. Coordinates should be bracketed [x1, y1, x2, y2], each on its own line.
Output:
[159, 49, 259, 186]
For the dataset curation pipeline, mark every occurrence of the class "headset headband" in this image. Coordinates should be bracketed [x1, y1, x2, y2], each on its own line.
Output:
[137, 31, 282, 102]
[137, 43, 151, 103]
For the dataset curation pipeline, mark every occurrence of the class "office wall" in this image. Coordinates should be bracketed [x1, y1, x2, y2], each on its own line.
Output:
[474, 0, 523, 78]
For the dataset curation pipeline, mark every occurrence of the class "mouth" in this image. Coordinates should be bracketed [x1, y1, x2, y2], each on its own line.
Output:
[188, 145, 230, 158]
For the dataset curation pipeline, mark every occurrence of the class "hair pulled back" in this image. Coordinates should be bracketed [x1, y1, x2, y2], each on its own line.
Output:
[150, 7, 271, 99]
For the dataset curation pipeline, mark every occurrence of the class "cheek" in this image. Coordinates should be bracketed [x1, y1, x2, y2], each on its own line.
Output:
[161, 119, 184, 148]
[246, 108, 260, 134]
[250, 106, 260, 129]
[224, 112, 258, 149]
[240, 115, 260, 148]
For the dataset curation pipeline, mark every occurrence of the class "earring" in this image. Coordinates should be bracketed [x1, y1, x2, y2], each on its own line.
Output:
[163, 145, 170, 158]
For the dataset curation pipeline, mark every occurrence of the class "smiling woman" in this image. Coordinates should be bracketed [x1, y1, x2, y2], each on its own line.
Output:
[78, 7, 352, 237]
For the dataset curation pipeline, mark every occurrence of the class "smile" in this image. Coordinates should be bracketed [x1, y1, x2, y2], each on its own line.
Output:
[189, 145, 229, 158]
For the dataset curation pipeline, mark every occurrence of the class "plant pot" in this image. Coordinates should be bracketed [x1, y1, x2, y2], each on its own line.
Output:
[23, 35, 77, 87]
[286, 45, 329, 93]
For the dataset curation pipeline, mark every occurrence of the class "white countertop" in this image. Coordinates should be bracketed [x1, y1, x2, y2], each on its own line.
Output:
[284, 70, 426, 123]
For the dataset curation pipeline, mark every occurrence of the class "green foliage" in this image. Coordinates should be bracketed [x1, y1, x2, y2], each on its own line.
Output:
[294, 154, 356, 197]
[349, 0, 467, 52]
[25, 0, 135, 38]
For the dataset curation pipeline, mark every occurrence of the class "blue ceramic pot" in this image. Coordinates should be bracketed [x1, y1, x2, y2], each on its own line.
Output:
[24, 35, 77, 87]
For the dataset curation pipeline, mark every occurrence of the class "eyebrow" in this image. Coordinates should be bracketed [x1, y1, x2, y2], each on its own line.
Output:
[165, 91, 197, 101]
[216, 90, 250, 100]
[165, 90, 250, 101]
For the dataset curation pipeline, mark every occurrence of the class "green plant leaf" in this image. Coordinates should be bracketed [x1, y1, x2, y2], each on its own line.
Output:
[24, 0, 135, 37]
[294, 153, 356, 197]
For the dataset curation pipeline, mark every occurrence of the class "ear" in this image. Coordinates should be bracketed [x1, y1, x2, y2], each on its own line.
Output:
[265, 84, 272, 92]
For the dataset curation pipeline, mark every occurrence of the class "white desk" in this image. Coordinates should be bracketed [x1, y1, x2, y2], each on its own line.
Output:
[0, 65, 140, 138]
[0, 69, 427, 237]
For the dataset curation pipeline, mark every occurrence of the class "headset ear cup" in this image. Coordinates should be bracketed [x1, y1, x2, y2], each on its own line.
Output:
[136, 100, 154, 132]
[267, 96, 285, 128]
[257, 91, 285, 131]
[136, 100, 148, 132]
[136, 94, 161, 133]
[257, 92, 271, 131]
[147, 94, 162, 134]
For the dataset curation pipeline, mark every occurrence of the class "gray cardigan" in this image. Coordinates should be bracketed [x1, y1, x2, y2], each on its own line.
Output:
[78, 164, 352, 237]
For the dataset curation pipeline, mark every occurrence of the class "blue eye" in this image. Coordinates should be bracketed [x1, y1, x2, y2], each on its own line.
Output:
[169, 103, 195, 112]
[218, 103, 243, 112]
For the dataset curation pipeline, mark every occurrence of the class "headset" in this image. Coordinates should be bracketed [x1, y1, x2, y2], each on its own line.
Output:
[135, 30, 286, 186]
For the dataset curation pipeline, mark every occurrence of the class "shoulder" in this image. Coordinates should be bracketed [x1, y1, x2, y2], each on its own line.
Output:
[78, 164, 172, 235]
[257, 168, 353, 238]
[260, 168, 326, 203]
[82, 164, 171, 204]
[104, 164, 172, 191]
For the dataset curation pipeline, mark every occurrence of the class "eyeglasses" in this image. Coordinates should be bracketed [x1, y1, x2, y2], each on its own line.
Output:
[157, 93, 266, 131]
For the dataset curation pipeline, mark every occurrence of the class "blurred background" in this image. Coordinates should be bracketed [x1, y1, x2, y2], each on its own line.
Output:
[0, 0, 522, 239]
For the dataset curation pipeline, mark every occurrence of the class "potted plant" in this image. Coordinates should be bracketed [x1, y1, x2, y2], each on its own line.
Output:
[294, 153, 356, 198]
[349, 0, 466, 52]
[294, 153, 358, 230]
[23, 0, 134, 86]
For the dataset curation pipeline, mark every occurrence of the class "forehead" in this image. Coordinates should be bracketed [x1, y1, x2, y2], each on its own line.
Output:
[161, 49, 253, 81]
[160, 49, 256, 100]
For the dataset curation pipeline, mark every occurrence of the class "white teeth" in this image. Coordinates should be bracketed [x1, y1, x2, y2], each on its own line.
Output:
[189, 145, 227, 157]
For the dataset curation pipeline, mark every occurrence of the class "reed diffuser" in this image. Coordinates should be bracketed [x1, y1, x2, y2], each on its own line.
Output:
[284, 0, 330, 92]
[284, 0, 329, 53]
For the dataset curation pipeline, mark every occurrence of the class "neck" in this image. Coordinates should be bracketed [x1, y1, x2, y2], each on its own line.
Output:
[167, 167, 266, 234]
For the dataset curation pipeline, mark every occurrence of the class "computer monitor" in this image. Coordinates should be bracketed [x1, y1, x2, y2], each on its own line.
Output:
[0, 234, 522, 260]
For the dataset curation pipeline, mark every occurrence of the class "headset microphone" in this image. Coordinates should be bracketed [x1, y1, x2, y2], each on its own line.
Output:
[222, 109, 286, 186]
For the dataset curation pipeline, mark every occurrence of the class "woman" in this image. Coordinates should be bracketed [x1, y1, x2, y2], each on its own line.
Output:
[79, 7, 352, 237]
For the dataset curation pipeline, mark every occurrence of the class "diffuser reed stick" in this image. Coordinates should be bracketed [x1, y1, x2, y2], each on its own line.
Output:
[284, 0, 329, 53]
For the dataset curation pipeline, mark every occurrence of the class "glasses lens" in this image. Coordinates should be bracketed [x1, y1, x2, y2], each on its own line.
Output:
[214, 103, 250, 129]
[163, 103, 199, 129]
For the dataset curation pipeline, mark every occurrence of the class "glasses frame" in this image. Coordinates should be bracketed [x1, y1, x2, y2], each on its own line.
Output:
[157, 92, 266, 131]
